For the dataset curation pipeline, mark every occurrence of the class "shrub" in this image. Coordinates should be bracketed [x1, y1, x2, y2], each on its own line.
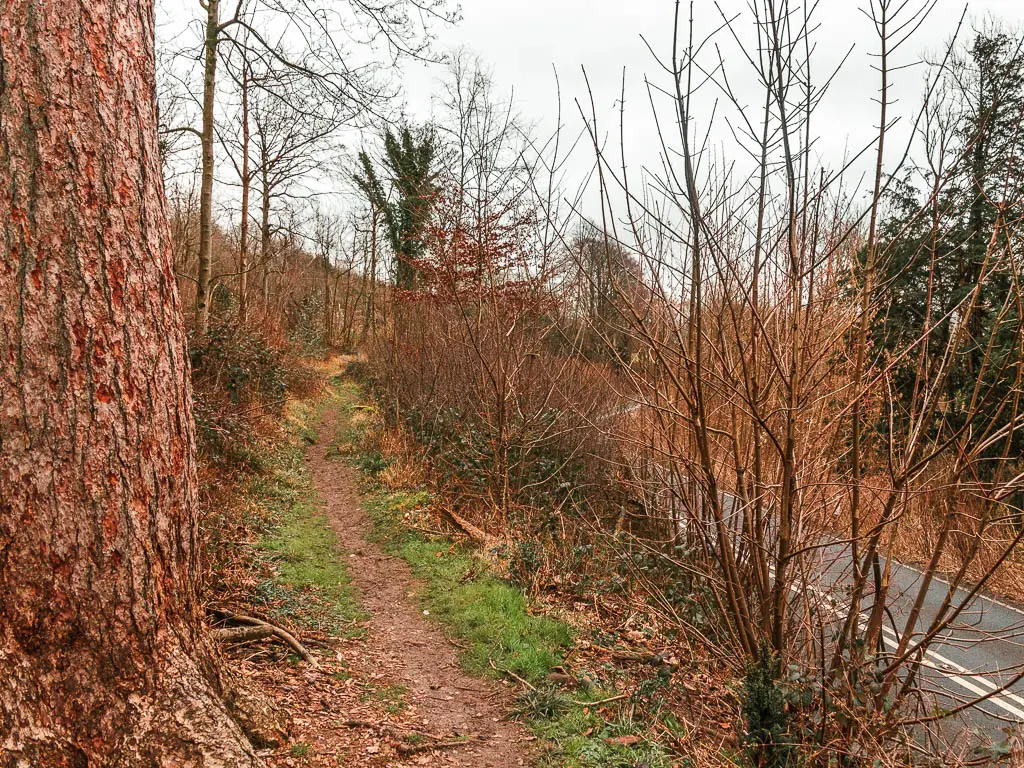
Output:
[189, 315, 322, 464]
[368, 300, 621, 528]
[742, 649, 795, 768]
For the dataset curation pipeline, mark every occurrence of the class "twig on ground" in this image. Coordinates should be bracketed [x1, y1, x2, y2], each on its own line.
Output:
[489, 659, 537, 691]
[446, 635, 468, 650]
[342, 719, 447, 741]
[396, 739, 473, 756]
[574, 693, 629, 707]
[343, 718, 481, 755]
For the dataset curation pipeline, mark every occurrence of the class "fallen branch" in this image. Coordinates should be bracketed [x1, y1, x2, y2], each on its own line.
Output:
[489, 659, 536, 691]
[442, 508, 491, 548]
[591, 645, 660, 664]
[210, 611, 318, 668]
[574, 693, 629, 707]
[446, 634, 468, 650]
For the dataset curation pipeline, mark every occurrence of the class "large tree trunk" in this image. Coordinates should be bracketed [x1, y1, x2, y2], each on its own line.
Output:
[0, 2, 258, 765]
[196, 0, 220, 333]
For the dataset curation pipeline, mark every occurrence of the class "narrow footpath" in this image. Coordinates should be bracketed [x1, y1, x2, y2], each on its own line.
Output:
[307, 404, 533, 767]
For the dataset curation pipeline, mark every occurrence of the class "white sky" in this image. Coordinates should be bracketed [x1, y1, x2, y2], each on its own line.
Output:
[157, 0, 1024, 222]
[398, 1, 1024, 204]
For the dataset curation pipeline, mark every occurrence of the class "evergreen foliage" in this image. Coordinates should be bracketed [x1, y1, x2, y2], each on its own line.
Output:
[356, 125, 438, 289]
[873, 28, 1024, 465]
[741, 649, 794, 768]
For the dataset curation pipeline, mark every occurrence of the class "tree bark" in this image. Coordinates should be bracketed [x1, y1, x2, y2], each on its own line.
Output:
[323, 254, 334, 349]
[261, 170, 272, 311]
[238, 58, 250, 324]
[370, 208, 379, 331]
[196, 0, 220, 333]
[0, 2, 258, 765]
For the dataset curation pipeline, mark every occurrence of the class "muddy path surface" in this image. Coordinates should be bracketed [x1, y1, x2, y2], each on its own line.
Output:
[307, 405, 534, 767]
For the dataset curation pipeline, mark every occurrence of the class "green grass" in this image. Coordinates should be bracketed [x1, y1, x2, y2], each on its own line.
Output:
[533, 707, 675, 768]
[243, 390, 365, 636]
[366, 492, 572, 683]
[328, 373, 695, 767]
[328, 373, 571, 683]
[360, 682, 409, 714]
[366, 490, 669, 767]
[259, 497, 363, 633]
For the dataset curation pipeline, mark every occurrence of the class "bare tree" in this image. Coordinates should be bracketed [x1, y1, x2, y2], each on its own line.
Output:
[580, 0, 1024, 758]
[172, 0, 456, 332]
[220, 34, 256, 322]
[249, 68, 345, 313]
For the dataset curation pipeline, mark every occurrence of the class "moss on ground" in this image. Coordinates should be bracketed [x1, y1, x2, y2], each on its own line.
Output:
[359, 682, 409, 715]
[258, 497, 363, 634]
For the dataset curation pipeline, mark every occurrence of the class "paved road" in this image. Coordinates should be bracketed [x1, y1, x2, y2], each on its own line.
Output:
[626, 447, 1024, 737]
[811, 542, 1024, 734]
[708, 488, 1024, 737]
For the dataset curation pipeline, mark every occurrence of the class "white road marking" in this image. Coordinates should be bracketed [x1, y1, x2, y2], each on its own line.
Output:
[660, 484, 1024, 719]
[769, 563, 1024, 721]
[874, 622, 1024, 719]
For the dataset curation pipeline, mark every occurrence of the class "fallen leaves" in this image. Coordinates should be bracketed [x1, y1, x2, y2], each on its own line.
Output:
[605, 735, 641, 746]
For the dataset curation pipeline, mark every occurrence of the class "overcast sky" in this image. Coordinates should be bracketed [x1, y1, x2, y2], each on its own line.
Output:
[157, 0, 1024, 220]
[403, 1, 1024, 132]
[399, 1, 1024, 198]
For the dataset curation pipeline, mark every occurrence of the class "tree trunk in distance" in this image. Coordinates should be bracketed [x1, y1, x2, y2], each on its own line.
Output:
[196, 0, 220, 333]
[261, 171, 272, 310]
[0, 2, 258, 764]
[323, 254, 334, 349]
[365, 206, 379, 333]
[239, 59, 251, 324]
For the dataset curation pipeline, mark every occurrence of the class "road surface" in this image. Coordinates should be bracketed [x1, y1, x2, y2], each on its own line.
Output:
[712, 488, 1024, 738]
[812, 542, 1024, 735]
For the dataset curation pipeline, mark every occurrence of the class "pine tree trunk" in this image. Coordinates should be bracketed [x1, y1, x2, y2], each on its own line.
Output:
[0, 2, 258, 765]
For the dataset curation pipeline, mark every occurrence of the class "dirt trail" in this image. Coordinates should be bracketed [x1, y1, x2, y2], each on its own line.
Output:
[307, 405, 533, 767]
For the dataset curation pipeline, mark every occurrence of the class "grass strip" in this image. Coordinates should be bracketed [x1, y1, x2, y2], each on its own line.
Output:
[245, 394, 365, 637]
